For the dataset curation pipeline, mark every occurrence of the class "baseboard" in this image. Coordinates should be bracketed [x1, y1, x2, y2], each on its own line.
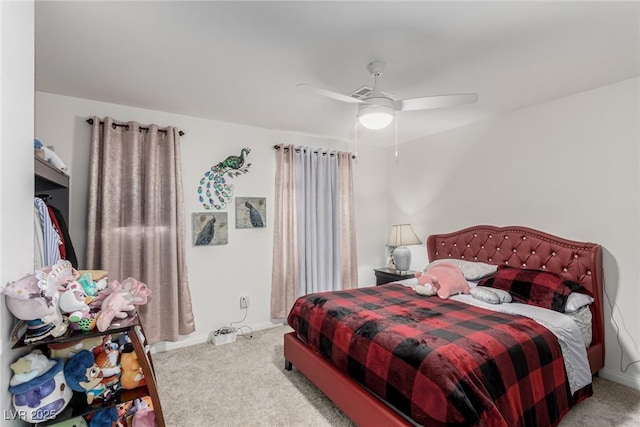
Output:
[599, 367, 640, 390]
[150, 320, 285, 354]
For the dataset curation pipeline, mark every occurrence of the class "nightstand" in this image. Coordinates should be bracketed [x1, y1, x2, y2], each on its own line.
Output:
[373, 268, 416, 285]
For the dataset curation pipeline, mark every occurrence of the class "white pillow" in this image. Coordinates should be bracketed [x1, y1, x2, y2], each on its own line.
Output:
[490, 288, 512, 303]
[427, 259, 498, 281]
[564, 293, 594, 313]
[471, 287, 501, 304]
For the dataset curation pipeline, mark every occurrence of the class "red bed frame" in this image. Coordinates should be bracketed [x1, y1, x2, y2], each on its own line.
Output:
[284, 225, 604, 426]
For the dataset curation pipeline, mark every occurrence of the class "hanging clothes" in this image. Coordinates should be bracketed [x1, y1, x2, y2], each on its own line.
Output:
[46, 204, 66, 260]
[34, 197, 61, 266]
[34, 206, 45, 269]
[47, 204, 78, 268]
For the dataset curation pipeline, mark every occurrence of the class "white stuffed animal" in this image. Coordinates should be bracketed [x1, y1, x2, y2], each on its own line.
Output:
[35, 138, 67, 171]
[414, 284, 437, 296]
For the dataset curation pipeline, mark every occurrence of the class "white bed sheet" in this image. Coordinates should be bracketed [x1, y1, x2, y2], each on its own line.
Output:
[394, 278, 592, 394]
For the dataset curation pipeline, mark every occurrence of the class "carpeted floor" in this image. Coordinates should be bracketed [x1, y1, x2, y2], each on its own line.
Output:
[152, 325, 640, 427]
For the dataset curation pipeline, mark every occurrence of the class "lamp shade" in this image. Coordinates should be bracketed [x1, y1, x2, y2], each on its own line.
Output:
[386, 224, 421, 247]
[386, 224, 421, 272]
[358, 104, 394, 130]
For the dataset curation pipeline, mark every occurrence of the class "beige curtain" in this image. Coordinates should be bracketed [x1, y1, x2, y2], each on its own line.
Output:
[338, 152, 358, 289]
[270, 145, 358, 319]
[86, 116, 195, 343]
[270, 145, 299, 319]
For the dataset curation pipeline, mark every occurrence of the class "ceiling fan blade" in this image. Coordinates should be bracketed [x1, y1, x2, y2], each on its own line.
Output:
[297, 83, 364, 104]
[396, 93, 479, 112]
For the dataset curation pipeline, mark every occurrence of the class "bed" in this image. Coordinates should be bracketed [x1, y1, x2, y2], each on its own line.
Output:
[284, 225, 604, 426]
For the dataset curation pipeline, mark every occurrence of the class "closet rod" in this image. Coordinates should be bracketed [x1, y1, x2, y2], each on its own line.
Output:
[273, 144, 356, 159]
[86, 118, 185, 136]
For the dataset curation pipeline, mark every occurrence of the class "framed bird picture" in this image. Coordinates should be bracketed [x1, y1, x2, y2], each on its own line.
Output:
[235, 197, 266, 229]
[192, 212, 228, 246]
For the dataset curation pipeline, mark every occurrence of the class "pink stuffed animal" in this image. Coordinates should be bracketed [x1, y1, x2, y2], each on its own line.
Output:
[96, 278, 151, 332]
[418, 263, 470, 299]
[414, 270, 440, 296]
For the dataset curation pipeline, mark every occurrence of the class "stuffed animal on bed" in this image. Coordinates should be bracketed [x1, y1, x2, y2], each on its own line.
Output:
[413, 271, 439, 296]
[421, 262, 470, 299]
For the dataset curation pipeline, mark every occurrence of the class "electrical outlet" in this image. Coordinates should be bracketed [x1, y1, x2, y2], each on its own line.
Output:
[240, 295, 250, 309]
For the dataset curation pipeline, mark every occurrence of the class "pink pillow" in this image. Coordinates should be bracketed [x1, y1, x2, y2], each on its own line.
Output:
[425, 262, 470, 299]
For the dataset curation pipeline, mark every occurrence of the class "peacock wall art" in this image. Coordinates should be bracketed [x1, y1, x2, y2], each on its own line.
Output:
[235, 197, 266, 229]
[192, 212, 228, 246]
[197, 148, 252, 210]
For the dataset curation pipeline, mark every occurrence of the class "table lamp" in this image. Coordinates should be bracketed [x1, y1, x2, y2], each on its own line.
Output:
[386, 224, 421, 273]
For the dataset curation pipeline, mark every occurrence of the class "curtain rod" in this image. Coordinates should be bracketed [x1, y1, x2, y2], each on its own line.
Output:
[273, 144, 356, 159]
[86, 118, 185, 136]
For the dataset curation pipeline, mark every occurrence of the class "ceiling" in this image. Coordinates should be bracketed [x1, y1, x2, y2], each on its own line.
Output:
[35, 1, 640, 146]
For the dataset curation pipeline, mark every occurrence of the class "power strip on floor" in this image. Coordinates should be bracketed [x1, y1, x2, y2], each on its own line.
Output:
[211, 327, 237, 346]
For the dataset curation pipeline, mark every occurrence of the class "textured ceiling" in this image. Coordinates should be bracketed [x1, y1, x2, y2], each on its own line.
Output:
[35, 1, 640, 146]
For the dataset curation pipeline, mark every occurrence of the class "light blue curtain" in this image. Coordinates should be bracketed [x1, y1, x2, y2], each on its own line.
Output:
[271, 145, 358, 318]
[295, 147, 341, 295]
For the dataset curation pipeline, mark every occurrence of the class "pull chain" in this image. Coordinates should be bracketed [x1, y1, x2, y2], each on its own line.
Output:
[394, 115, 398, 158]
[355, 117, 358, 157]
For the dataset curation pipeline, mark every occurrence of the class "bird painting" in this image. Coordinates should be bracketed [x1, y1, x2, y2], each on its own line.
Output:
[193, 212, 228, 245]
[245, 200, 264, 227]
[236, 197, 266, 229]
[218, 148, 251, 173]
[194, 216, 216, 245]
[197, 148, 252, 211]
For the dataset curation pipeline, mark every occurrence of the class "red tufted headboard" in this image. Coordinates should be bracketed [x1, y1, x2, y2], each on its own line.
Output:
[427, 225, 604, 374]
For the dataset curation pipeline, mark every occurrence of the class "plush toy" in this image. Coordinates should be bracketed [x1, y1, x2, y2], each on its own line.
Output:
[63, 350, 110, 404]
[423, 262, 470, 299]
[131, 397, 157, 427]
[413, 271, 440, 296]
[0, 261, 78, 342]
[93, 335, 122, 393]
[88, 407, 119, 427]
[95, 278, 151, 332]
[34, 138, 68, 172]
[120, 343, 146, 389]
[8, 350, 72, 423]
[48, 336, 104, 361]
[58, 282, 97, 331]
[77, 272, 99, 297]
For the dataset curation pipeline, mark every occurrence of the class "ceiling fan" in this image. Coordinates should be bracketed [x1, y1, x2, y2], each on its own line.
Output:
[298, 60, 479, 130]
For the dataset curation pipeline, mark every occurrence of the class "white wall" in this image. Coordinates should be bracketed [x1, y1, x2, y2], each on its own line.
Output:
[34, 92, 389, 351]
[0, 1, 35, 424]
[387, 77, 640, 389]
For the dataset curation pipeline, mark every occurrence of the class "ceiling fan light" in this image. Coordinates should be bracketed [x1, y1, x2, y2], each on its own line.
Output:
[358, 105, 394, 130]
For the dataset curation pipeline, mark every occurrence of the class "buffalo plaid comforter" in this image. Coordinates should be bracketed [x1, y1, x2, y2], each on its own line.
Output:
[287, 283, 592, 427]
